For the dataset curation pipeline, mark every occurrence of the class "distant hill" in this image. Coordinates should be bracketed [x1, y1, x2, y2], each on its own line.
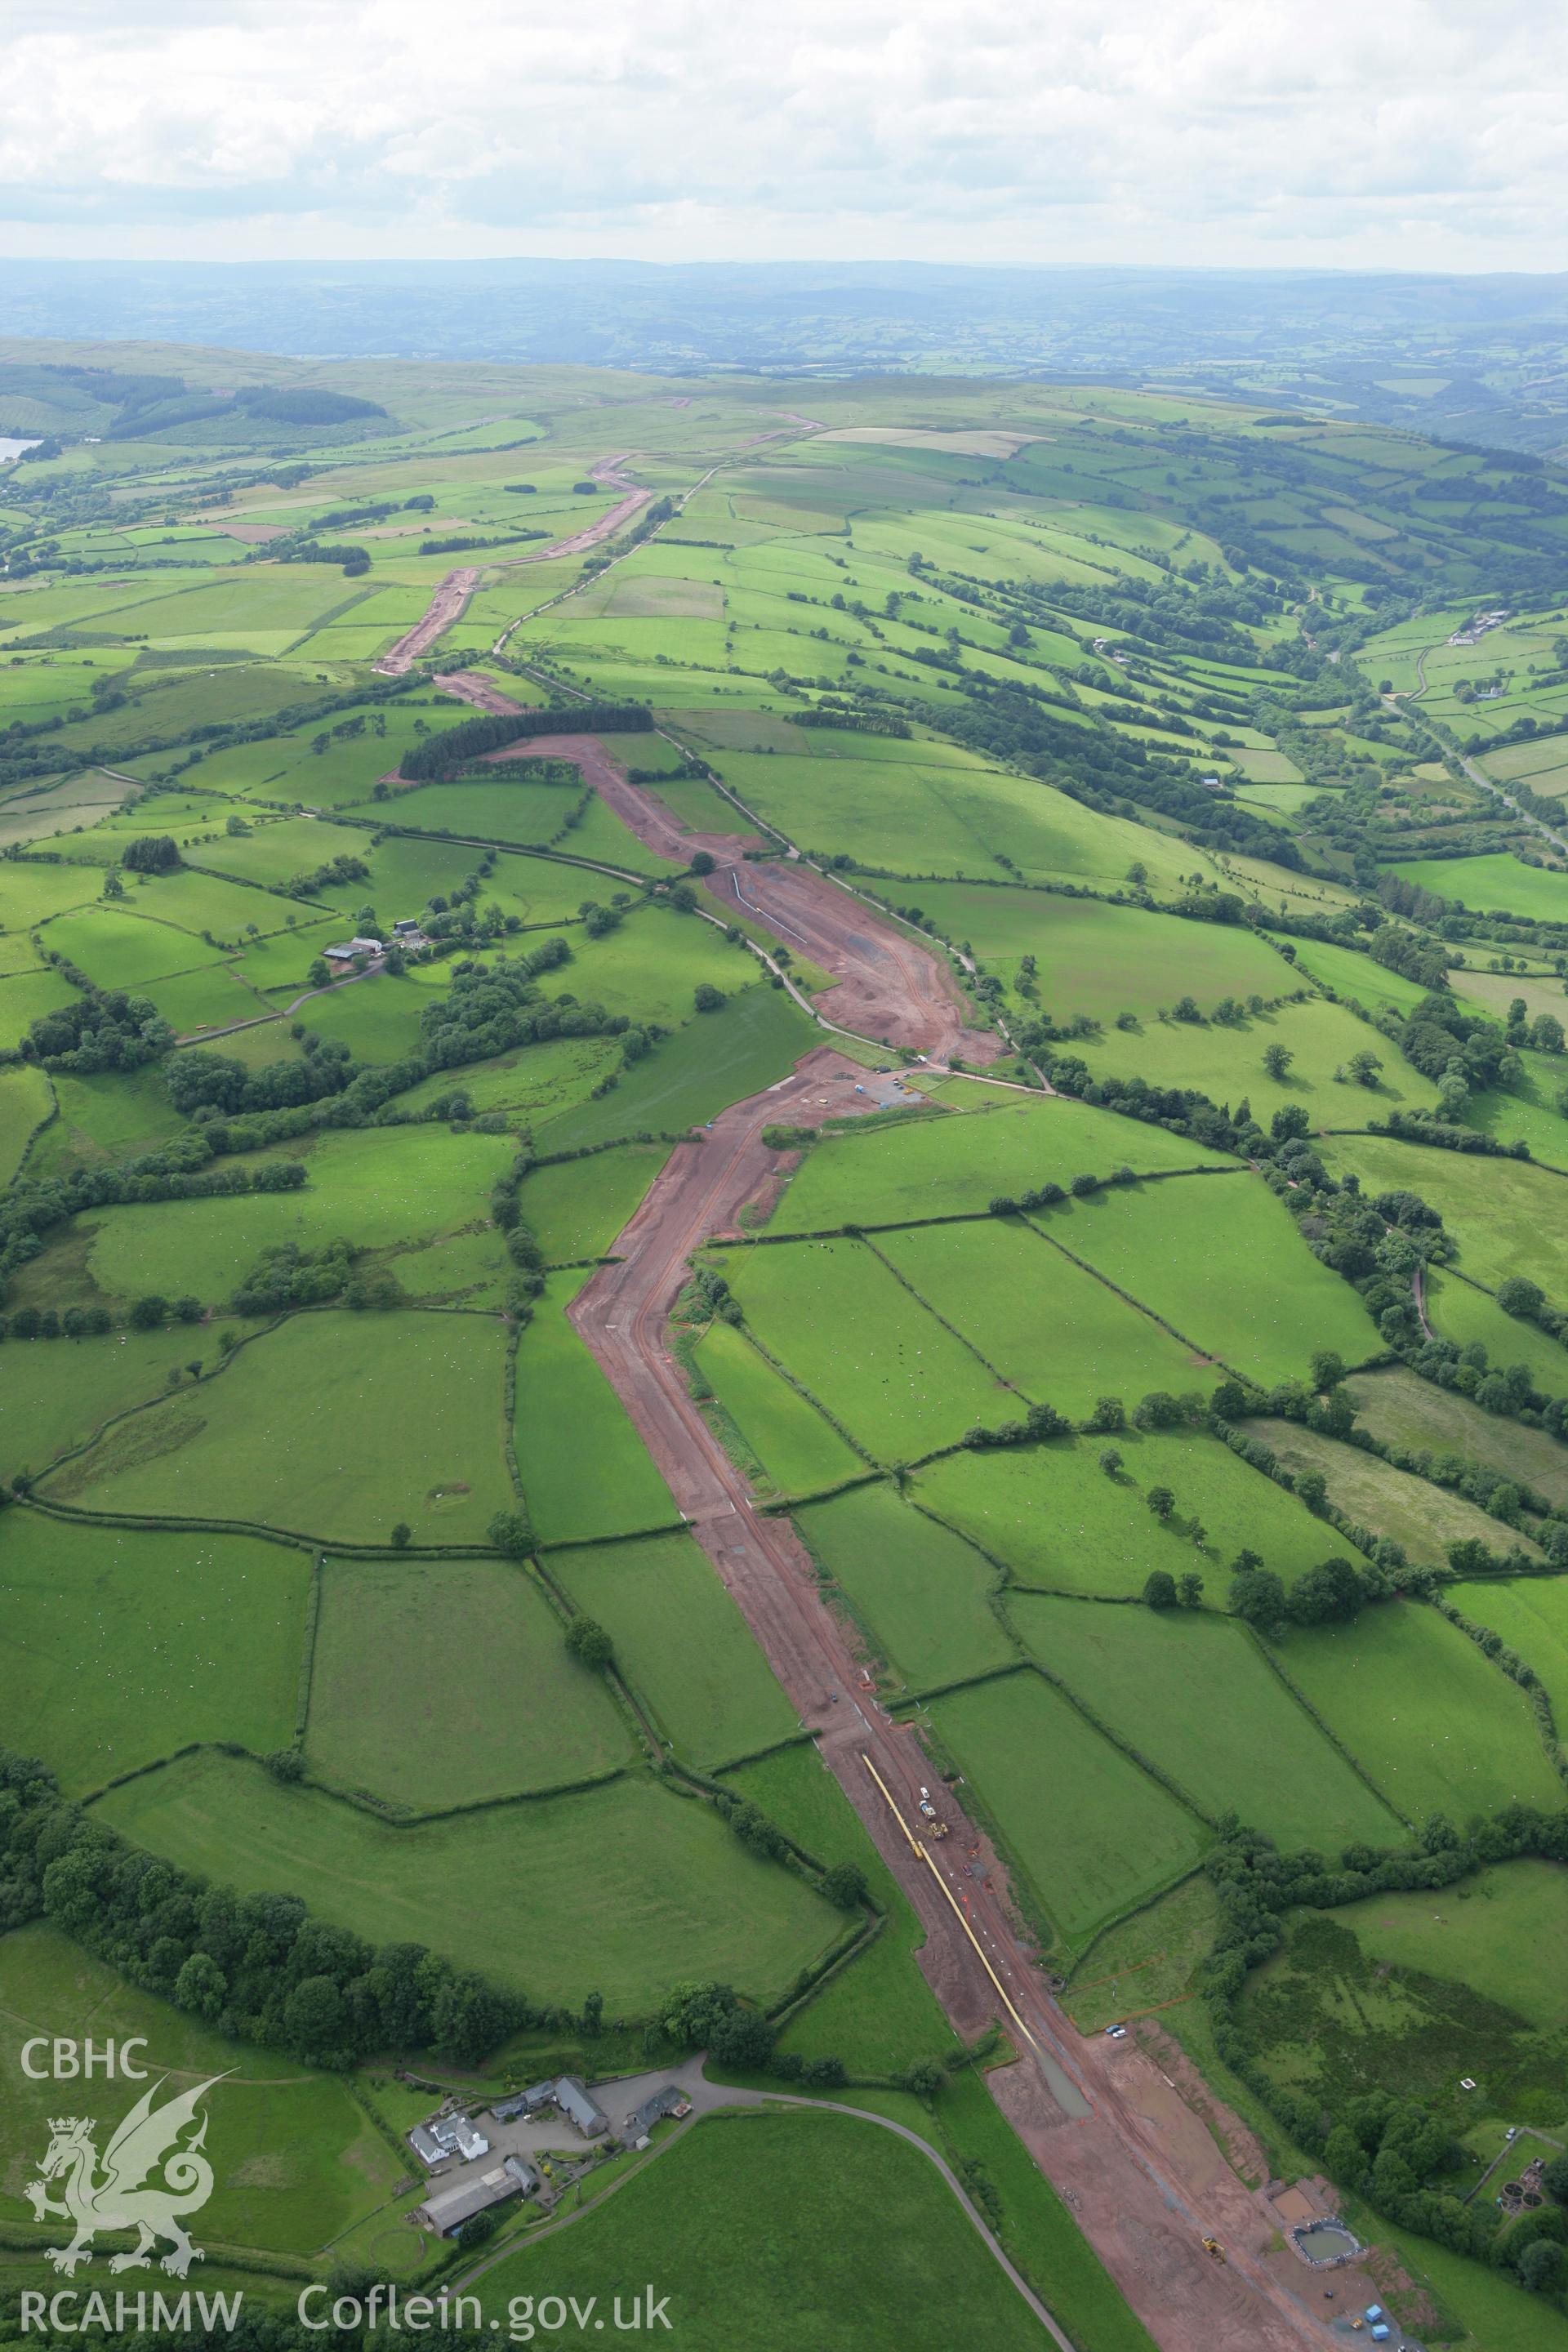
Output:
[3, 259, 1568, 454]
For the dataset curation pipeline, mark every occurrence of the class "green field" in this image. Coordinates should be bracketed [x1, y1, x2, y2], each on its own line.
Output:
[515, 1272, 679, 1541]
[554, 1532, 800, 1766]
[74, 1120, 514, 1303]
[44, 1311, 513, 1544]
[693, 1316, 866, 1496]
[1423, 1265, 1568, 1395]
[1076, 993, 1443, 1130]
[795, 1481, 1018, 1690]
[1448, 1575, 1568, 1730]
[1245, 1417, 1543, 1566]
[1270, 1600, 1565, 1825]
[0, 1511, 307, 1794]
[534, 981, 817, 1152]
[517, 1140, 669, 1261]
[916, 1428, 1343, 1597]
[94, 1749, 843, 2015]
[1041, 1174, 1383, 1385]
[1387, 850, 1568, 924]
[1006, 1594, 1405, 1851]
[0, 1926, 407, 2261]
[1243, 1860, 1568, 2139]
[1343, 1365, 1568, 1508]
[1323, 1133, 1568, 1299]
[478, 2108, 1046, 2350]
[305, 1556, 634, 1806]
[876, 1209, 1218, 1416]
[932, 1672, 1211, 1949]
[768, 1096, 1231, 1232]
[726, 1237, 1007, 1458]
[728, 1744, 961, 2075]
[898, 884, 1289, 1023]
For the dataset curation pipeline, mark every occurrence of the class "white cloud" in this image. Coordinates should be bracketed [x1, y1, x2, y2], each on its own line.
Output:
[1, 0, 1566, 264]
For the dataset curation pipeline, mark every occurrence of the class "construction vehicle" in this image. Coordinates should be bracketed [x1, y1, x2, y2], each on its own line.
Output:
[1202, 2238, 1226, 2264]
[927, 1819, 949, 1839]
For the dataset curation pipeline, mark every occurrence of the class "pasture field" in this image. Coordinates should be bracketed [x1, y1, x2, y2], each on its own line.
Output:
[1245, 1417, 1543, 1566]
[550, 906, 753, 1027]
[0, 1323, 244, 1478]
[1241, 1868, 1568, 2140]
[0, 1512, 307, 1794]
[289, 959, 451, 1062]
[1270, 1601, 1565, 1824]
[44, 1310, 513, 1544]
[1006, 1594, 1405, 1851]
[94, 1750, 844, 2015]
[82, 1119, 511, 1301]
[1343, 1365, 1568, 1508]
[713, 747, 1206, 892]
[875, 1210, 1216, 1415]
[40, 903, 228, 988]
[395, 1030, 621, 1124]
[724, 1236, 1006, 1458]
[1316, 1860, 1568, 2036]
[1322, 1133, 1568, 1298]
[1075, 994, 1443, 1129]
[1386, 851, 1568, 924]
[515, 1272, 679, 1542]
[915, 1430, 1345, 1597]
[0, 965, 82, 1047]
[517, 1140, 670, 1261]
[1061, 1872, 1219, 2033]
[795, 1481, 1018, 1690]
[0, 1927, 405, 2261]
[727, 1743, 962, 2074]
[692, 1316, 864, 1496]
[1448, 1576, 1568, 1729]
[533, 981, 817, 1152]
[24, 1062, 187, 1174]
[931, 1672, 1212, 1950]
[1285, 935, 1437, 1018]
[0, 1063, 51, 1185]
[477, 2109, 1045, 2352]
[305, 1557, 634, 1806]
[768, 1096, 1231, 1232]
[897, 885, 1290, 1022]
[554, 1532, 801, 1766]
[1422, 1266, 1568, 1395]
[1040, 1174, 1383, 1385]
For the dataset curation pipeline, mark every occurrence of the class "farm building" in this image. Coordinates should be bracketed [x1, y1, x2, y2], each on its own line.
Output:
[555, 2077, 608, 2137]
[491, 2081, 558, 2123]
[420, 2155, 540, 2236]
[489, 2074, 608, 2138]
[620, 2085, 691, 2147]
[408, 2112, 491, 2168]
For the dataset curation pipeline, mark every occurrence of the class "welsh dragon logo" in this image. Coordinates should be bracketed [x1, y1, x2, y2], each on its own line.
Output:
[25, 2075, 224, 2278]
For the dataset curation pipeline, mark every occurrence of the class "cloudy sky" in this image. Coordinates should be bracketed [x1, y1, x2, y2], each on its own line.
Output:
[2, 0, 1566, 270]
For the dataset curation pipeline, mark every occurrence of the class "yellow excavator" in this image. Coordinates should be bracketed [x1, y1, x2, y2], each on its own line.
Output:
[1202, 2238, 1226, 2265]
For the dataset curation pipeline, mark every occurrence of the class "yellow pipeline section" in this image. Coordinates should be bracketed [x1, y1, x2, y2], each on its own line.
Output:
[859, 1750, 1039, 2052]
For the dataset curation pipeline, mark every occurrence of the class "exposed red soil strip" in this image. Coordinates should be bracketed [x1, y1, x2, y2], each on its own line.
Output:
[484, 730, 996, 1060]
[572, 1054, 1339, 2352]
[374, 456, 653, 677]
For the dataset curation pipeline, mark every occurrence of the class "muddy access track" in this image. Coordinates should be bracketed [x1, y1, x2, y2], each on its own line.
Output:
[528, 742, 1341, 2350]
[373, 456, 652, 676]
